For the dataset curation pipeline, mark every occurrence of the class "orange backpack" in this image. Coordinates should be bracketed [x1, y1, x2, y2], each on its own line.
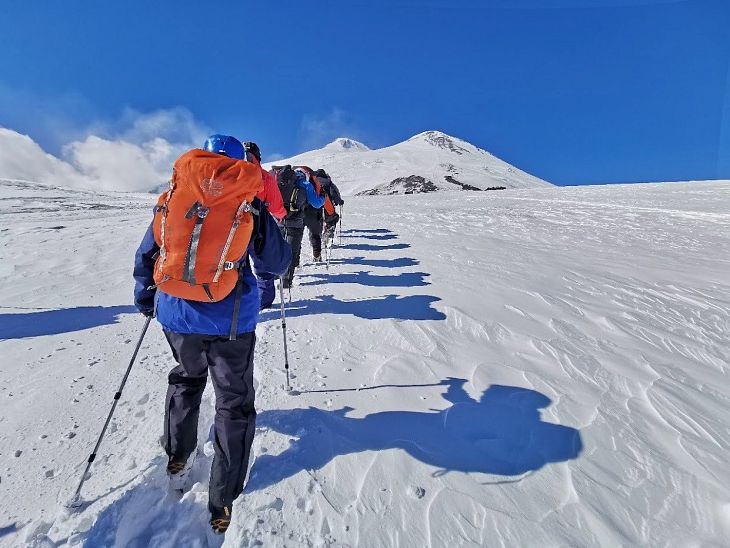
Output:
[152, 149, 264, 302]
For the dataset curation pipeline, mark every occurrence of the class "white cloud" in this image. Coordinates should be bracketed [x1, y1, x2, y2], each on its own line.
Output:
[263, 152, 285, 163]
[0, 108, 210, 192]
[63, 136, 182, 192]
[99, 106, 208, 146]
[299, 108, 365, 151]
[0, 128, 91, 188]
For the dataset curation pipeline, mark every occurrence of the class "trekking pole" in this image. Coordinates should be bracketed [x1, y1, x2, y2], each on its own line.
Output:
[324, 224, 330, 270]
[327, 225, 334, 269]
[278, 277, 292, 392]
[338, 205, 343, 246]
[67, 315, 152, 508]
[279, 227, 293, 392]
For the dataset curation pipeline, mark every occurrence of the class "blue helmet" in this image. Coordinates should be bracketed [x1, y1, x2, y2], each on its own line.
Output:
[202, 134, 245, 160]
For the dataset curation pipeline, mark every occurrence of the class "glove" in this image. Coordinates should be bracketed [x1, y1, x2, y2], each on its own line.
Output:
[136, 299, 155, 317]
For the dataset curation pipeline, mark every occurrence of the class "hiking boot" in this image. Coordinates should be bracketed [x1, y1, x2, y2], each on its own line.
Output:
[209, 505, 232, 535]
[167, 457, 187, 475]
[167, 455, 194, 492]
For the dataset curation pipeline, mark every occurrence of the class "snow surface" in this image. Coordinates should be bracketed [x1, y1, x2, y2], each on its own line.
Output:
[0, 179, 729, 547]
[265, 131, 551, 196]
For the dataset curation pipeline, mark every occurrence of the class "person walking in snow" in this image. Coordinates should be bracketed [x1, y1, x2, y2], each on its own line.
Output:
[133, 134, 291, 535]
[314, 168, 344, 243]
[244, 141, 287, 310]
[278, 167, 325, 288]
[245, 141, 286, 221]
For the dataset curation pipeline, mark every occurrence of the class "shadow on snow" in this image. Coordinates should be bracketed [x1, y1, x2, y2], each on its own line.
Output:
[340, 243, 411, 251]
[341, 228, 393, 235]
[82, 455, 220, 548]
[299, 271, 431, 288]
[260, 294, 446, 321]
[345, 233, 399, 241]
[329, 256, 420, 269]
[71, 380, 581, 546]
[247, 378, 583, 492]
[0, 305, 137, 339]
[0, 524, 17, 540]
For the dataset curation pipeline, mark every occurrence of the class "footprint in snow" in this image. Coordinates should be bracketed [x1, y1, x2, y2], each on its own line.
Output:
[256, 497, 284, 512]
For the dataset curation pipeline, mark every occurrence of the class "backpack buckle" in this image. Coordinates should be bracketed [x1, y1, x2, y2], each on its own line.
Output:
[223, 261, 237, 271]
[197, 206, 209, 218]
[242, 201, 258, 214]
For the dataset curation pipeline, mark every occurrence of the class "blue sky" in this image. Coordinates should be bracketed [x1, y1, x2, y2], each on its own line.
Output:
[1, 0, 728, 185]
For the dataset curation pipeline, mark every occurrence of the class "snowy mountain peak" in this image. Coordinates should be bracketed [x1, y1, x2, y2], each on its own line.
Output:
[267, 131, 551, 195]
[324, 137, 370, 152]
[409, 130, 470, 155]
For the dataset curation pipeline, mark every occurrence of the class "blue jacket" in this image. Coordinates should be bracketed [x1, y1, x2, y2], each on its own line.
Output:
[297, 175, 325, 209]
[133, 201, 291, 336]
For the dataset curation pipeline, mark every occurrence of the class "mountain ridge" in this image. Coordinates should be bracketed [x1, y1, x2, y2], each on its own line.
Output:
[266, 130, 552, 196]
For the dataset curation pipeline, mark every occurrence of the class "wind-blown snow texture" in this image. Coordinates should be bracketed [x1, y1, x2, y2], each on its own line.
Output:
[0, 179, 728, 547]
[266, 131, 551, 196]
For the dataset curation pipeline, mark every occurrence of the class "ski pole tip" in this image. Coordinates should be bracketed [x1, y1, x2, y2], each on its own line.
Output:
[61, 493, 86, 512]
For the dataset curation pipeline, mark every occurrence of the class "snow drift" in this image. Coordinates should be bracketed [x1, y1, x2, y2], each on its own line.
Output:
[0, 178, 728, 547]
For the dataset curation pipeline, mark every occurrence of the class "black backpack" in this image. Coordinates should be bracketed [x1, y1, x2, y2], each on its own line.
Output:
[274, 165, 306, 214]
[316, 173, 344, 206]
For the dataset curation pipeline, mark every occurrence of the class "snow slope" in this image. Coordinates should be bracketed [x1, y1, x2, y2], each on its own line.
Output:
[265, 131, 551, 196]
[1, 179, 729, 547]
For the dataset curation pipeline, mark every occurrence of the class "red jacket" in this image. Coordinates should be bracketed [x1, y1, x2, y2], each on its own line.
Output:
[252, 157, 286, 221]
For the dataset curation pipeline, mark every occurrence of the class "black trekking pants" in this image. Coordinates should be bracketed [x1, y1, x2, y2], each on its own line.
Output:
[163, 330, 256, 513]
[303, 207, 323, 256]
[281, 226, 304, 286]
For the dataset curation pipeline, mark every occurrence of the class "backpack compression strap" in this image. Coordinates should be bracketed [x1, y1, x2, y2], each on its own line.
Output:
[182, 201, 209, 286]
[213, 200, 258, 283]
[289, 187, 300, 213]
[156, 181, 175, 274]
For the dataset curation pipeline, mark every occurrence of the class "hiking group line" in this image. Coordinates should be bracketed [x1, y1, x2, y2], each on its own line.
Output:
[70, 134, 349, 536]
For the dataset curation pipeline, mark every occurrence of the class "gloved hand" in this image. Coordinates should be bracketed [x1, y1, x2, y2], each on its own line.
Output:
[136, 299, 155, 318]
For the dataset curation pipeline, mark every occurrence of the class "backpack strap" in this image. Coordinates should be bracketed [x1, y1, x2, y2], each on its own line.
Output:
[228, 268, 244, 341]
[227, 201, 262, 340]
[156, 181, 175, 274]
[289, 187, 300, 213]
[213, 200, 257, 283]
[182, 202, 209, 286]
